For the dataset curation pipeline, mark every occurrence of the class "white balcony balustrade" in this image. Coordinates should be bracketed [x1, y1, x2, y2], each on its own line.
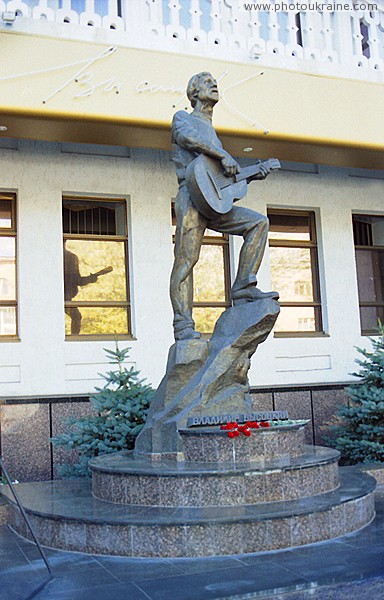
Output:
[1, 0, 383, 80]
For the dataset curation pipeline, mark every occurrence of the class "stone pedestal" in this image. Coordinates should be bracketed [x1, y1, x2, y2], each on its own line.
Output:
[3, 423, 376, 557]
[179, 423, 305, 463]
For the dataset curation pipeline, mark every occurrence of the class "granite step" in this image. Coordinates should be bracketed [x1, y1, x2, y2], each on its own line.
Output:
[2, 467, 376, 557]
[90, 446, 340, 505]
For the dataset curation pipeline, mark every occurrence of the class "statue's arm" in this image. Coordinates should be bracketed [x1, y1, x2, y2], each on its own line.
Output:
[172, 113, 224, 158]
[172, 112, 239, 174]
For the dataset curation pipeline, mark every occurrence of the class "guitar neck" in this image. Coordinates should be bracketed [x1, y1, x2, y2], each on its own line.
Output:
[93, 266, 113, 277]
[235, 159, 280, 184]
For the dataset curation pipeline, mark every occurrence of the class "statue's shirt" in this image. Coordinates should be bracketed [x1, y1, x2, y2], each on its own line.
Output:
[171, 110, 223, 184]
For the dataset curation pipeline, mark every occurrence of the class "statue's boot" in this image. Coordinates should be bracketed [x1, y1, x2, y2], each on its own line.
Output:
[174, 327, 201, 341]
[232, 287, 279, 306]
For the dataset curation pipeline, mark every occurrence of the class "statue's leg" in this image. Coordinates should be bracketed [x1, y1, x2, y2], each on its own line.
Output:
[209, 206, 278, 303]
[65, 307, 82, 335]
[170, 185, 207, 339]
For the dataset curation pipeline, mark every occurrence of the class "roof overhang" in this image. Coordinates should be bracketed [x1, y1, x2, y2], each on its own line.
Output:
[1, 31, 383, 168]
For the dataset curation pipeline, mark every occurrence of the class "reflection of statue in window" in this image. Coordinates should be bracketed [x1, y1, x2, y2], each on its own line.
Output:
[64, 247, 99, 334]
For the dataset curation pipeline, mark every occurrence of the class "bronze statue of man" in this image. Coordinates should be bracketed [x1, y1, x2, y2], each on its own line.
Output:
[170, 72, 278, 341]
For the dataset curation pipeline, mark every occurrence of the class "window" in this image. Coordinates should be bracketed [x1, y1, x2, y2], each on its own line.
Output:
[268, 209, 323, 335]
[353, 214, 384, 335]
[0, 193, 17, 337]
[63, 197, 131, 338]
[172, 206, 231, 335]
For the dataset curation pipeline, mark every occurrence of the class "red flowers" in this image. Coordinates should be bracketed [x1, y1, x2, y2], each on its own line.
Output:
[227, 429, 240, 438]
[220, 420, 270, 438]
[220, 422, 238, 430]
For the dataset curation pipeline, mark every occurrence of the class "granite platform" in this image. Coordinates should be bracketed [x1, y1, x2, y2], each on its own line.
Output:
[1, 424, 377, 557]
[2, 467, 376, 557]
[91, 446, 340, 505]
[1, 488, 384, 600]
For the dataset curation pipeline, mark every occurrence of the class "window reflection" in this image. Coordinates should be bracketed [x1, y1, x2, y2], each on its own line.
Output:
[268, 212, 311, 242]
[0, 199, 12, 228]
[63, 198, 130, 337]
[194, 245, 226, 303]
[65, 307, 128, 336]
[353, 214, 384, 335]
[64, 240, 125, 303]
[0, 194, 17, 337]
[0, 307, 16, 336]
[268, 210, 322, 335]
[274, 307, 318, 333]
[192, 306, 225, 335]
[0, 238, 16, 301]
[269, 247, 314, 303]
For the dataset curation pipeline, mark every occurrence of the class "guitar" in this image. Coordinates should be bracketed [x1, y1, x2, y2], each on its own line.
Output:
[186, 155, 281, 219]
[92, 266, 113, 278]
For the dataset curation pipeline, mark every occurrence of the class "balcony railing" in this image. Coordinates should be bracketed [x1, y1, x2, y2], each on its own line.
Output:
[1, 0, 384, 80]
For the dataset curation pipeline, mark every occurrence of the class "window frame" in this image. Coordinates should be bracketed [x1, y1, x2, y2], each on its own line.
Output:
[63, 195, 132, 340]
[268, 208, 323, 337]
[0, 192, 18, 340]
[353, 213, 384, 336]
[171, 205, 232, 335]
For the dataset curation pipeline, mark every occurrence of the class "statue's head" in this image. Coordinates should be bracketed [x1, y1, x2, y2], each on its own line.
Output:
[187, 72, 219, 108]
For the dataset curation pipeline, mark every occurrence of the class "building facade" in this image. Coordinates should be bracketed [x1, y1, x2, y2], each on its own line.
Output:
[0, 1, 383, 480]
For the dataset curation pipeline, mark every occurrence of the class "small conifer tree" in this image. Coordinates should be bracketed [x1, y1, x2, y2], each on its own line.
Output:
[328, 322, 384, 464]
[52, 343, 153, 477]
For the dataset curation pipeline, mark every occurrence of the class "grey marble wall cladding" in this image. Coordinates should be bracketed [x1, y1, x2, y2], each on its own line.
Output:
[312, 388, 349, 446]
[274, 391, 314, 444]
[251, 392, 273, 412]
[0, 384, 353, 480]
[51, 401, 94, 478]
[250, 384, 357, 449]
[0, 404, 51, 482]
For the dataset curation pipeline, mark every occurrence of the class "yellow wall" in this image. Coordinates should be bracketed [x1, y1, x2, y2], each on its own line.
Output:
[1, 31, 384, 168]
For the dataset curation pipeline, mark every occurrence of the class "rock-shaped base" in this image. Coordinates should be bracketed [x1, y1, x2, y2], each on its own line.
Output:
[135, 298, 279, 457]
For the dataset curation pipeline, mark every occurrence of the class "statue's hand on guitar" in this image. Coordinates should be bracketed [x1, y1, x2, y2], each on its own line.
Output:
[186, 154, 281, 219]
[220, 152, 240, 177]
[253, 162, 269, 180]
